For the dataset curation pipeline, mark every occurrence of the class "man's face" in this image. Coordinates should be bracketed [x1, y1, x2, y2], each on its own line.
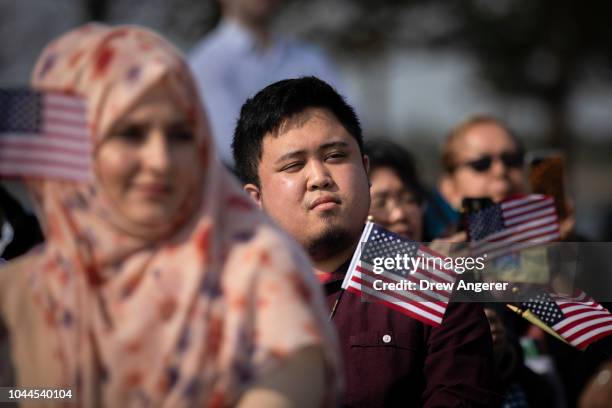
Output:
[245, 108, 370, 260]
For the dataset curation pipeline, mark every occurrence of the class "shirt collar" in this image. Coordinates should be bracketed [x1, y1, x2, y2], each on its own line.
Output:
[320, 258, 352, 286]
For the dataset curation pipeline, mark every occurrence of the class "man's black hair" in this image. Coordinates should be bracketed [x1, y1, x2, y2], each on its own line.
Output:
[364, 139, 426, 205]
[232, 76, 363, 186]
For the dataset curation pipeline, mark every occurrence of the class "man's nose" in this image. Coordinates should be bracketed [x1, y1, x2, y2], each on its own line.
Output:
[307, 160, 334, 191]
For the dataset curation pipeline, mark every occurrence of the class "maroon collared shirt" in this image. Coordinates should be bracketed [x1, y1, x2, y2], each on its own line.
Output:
[325, 265, 501, 407]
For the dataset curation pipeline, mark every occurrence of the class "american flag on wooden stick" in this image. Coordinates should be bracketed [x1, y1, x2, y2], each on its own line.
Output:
[0, 88, 92, 181]
[468, 194, 561, 259]
[520, 290, 612, 350]
[341, 222, 458, 326]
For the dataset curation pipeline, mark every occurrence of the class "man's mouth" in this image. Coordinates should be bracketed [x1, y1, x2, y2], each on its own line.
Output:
[309, 195, 341, 211]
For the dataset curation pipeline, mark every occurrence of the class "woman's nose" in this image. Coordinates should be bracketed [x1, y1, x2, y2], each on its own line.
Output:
[388, 203, 409, 223]
[142, 131, 171, 172]
[490, 156, 508, 176]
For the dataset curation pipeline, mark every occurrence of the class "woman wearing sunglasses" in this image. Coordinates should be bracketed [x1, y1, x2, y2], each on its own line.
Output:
[439, 114, 525, 211]
[423, 115, 525, 240]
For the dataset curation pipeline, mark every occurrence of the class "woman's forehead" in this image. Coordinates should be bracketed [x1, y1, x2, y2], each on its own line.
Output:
[453, 123, 517, 157]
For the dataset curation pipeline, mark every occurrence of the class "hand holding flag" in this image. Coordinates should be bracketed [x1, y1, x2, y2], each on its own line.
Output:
[513, 290, 612, 350]
[468, 194, 561, 260]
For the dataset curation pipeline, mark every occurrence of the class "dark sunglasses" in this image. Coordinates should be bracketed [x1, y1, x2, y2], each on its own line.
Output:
[457, 151, 524, 173]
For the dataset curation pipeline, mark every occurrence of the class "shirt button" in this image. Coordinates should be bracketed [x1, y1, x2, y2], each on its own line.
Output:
[382, 334, 392, 343]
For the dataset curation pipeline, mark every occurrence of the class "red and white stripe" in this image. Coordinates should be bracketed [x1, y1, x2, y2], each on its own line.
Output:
[342, 222, 457, 326]
[0, 92, 92, 181]
[551, 291, 612, 350]
[471, 195, 561, 258]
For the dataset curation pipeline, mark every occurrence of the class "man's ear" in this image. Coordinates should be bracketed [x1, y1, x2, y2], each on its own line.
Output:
[362, 154, 371, 186]
[244, 183, 263, 209]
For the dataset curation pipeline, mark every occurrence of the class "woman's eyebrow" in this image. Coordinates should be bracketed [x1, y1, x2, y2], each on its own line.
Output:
[167, 119, 192, 128]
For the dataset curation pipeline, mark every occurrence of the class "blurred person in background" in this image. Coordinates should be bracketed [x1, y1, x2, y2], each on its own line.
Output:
[579, 360, 612, 408]
[0, 24, 340, 407]
[439, 115, 525, 209]
[484, 306, 557, 408]
[233, 77, 500, 407]
[424, 115, 525, 240]
[0, 186, 43, 386]
[189, 0, 339, 167]
[428, 114, 526, 239]
[432, 114, 576, 238]
[434, 114, 611, 406]
[365, 140, 427, 242]
[0, 185, 43, 262]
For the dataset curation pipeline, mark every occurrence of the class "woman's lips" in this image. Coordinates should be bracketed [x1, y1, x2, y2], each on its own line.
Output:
[390, 226, 414, 239]
[134, 183, 172, 197]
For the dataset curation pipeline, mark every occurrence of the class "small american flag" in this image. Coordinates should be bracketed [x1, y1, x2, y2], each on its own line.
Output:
[468, 194, 560, 259]
[0, 88, 92, 181]
[521, 290, 612, 350]
[341, 222, 457, 326]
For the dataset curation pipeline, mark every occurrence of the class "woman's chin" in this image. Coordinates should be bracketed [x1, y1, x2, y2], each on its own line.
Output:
[123, 204, 180, 227]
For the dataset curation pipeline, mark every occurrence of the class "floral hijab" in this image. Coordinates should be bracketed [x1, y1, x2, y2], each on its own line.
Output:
[2, 24, 339, 407]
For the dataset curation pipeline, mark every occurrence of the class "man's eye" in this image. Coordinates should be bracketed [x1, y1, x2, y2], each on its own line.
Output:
[326, 152, 346, 161]
[281, 162, 303, 172]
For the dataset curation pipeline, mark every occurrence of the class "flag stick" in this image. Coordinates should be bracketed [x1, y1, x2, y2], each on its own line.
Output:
[329, 289, 345, 321]
[506, 304, 570, 345]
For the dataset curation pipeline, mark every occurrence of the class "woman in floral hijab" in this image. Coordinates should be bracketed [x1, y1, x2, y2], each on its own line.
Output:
[0, 24, 339, 407]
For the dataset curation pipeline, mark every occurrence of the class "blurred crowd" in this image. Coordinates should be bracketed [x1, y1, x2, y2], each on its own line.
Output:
[1, 0, 612, 407]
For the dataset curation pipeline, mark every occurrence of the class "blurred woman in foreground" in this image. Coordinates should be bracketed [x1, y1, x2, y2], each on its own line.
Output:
[0, 24, 338, 407]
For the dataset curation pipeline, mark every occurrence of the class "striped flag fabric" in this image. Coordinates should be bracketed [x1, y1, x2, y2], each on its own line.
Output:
[0, 88, 92, 181]
[468, 194, 560, 259]
[520, 290, 612, 350]
[341, 222, 458, 326]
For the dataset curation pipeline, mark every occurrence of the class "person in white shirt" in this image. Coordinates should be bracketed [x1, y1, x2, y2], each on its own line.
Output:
[189, 0, 339, 167]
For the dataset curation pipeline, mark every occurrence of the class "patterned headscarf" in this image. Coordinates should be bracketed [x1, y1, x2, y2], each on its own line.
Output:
[6, 23, 339, 407]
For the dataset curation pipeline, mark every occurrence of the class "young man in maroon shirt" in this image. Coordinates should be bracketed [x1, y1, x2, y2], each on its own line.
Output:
[232, 76, 501, 407]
